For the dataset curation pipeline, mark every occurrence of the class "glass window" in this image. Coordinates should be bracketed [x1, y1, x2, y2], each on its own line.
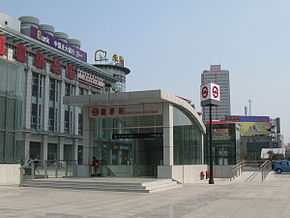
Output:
[65, 83, 74, 96]
[78, 145, 83, 165]
[48, 143, 57, 160]
[173, 106, 202, 165]
[0, 59, 24, 163]
[49, 107, 54, 132]
[78, 111, 83, 135]
[31, 103, 37, 129]
[49, 78, 55, 101]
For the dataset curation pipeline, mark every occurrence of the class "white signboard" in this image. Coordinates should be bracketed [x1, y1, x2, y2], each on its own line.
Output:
[77, 70, 105, 89]
[89, 104, 162, 118]
[200, 83, 220, 106]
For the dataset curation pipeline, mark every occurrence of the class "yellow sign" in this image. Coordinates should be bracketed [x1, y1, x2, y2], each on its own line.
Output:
[112, 54, 125, 66]
[95, 49, 125, 66]
[95, 49, 108, 62]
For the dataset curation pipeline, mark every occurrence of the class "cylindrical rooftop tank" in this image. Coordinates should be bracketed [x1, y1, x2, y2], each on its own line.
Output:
[54, 32, 69, 43]
[18, 16, 39, 35]
[39, 24, 55, 36]
[68, 38, 81, 49]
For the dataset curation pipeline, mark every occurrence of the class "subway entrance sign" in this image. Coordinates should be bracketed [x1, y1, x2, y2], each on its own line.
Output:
[200, 83, 220, 106]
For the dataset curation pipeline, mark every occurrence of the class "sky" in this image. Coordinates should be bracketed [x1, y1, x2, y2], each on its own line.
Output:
[2, 0, 290, 142]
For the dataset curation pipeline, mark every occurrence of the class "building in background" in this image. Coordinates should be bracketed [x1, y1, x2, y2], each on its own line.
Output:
[201, 65, 231, 122]
[225, 115, 283, 160]
[0, 12, 130, 164]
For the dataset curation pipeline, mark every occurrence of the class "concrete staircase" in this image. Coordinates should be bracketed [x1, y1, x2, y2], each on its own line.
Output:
[22, 178, 181, 193]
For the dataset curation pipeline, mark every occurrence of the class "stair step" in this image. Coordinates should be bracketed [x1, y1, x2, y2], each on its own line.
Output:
[22, 178, 181, 193]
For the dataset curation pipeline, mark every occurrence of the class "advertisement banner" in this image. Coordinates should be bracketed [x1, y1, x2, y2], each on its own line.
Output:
[77, 70, 104, 89]
[225, 115, 270, 122]
[30, 26, 87, 62]
[212, 128, 231, 140]
[239, 122, 271, 136]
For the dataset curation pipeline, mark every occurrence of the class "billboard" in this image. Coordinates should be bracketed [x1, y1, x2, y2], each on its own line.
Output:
[239, 122, 271, 136]
[225, 115, 270, 122]
[30, 26, 87, 62]
[212, 128, 231, 140]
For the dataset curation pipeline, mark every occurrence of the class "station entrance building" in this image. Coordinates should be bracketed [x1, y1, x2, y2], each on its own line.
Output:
[64, 90, 207, 182]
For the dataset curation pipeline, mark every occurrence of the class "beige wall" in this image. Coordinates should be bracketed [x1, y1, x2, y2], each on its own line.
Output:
[158, 165, 208, 183]
[0, 164, 21, 185]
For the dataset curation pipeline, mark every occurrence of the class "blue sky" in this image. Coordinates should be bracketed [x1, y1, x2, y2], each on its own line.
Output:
[2, 0, 290, 142]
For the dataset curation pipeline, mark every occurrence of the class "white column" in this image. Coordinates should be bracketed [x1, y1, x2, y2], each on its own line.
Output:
[24, 69, 32, 129]
[163, 103, 174, 166]
[73, 139, 79, 161]
[24, 133, 30, 159]
[43, 75, 49, 131]
[58, 137, 64, 160]
[42, 135, 48, 160]
[82, 107, 90, 165]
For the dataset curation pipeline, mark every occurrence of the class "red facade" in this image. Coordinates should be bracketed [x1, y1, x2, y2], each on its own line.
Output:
[0, 36, 6, 55]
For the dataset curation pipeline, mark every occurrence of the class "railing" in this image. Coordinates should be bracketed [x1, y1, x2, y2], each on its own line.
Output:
[230, 161, 245, 181]
[259, 160, 272, 182]
[20, 160, 77, 186]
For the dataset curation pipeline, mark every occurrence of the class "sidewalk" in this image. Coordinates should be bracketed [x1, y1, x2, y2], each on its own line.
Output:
[0, 173, 289, 218]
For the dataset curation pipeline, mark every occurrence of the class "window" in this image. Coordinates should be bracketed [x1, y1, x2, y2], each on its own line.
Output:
[78, 145, 83, 165]
[48, 78, 60, 132]
[49, 79, 55, 101]
[78, 111, 83, 135]
[32, 72, 43, 98]
[31, 103, 37, 129]
[173, 106, 202, 165]
[49, 107, 54, 131]
[65, 83, 74, 96]
[31, 73, 44, 130]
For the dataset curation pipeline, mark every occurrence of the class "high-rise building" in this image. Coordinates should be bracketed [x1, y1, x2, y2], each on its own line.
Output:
[201, 65, 231, 122]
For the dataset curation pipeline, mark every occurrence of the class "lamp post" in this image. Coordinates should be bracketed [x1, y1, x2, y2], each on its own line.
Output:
[209, 104, 214, 184]
[200, 83, 220, 185]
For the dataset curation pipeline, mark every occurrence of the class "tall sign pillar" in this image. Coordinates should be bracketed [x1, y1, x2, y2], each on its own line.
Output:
[200, 83, 220, 184]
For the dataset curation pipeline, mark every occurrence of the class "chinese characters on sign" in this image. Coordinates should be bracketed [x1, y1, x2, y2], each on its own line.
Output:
[35, 52, 45, 69]
[30, 26, 87, 62]
[91, 107, 125, 117]
[94, 49, 125, 66]
[67, 64, 75, 80]
[16, 44, 27, 63]
[77, 70, 105, 89]
[53, 58, 61, 75]
[90, 105, 161, 118]
[0, 36, 6, 55]
[112, 54, 125, 66]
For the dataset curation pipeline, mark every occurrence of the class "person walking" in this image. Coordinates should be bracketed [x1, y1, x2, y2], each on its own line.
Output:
[91, 157, 100, 176]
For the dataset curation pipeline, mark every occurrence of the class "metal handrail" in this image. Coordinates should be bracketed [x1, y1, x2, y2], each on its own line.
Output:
[230, 161, 246, 181]
[21, 160, 77, 183]
[259, 160, 272, 182]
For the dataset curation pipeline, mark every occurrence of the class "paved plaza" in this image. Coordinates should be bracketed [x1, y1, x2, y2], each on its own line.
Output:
[0, 173, 290, 218]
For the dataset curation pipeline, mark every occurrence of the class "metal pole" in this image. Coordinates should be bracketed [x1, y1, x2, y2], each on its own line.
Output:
[209, 104, 214, 184]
